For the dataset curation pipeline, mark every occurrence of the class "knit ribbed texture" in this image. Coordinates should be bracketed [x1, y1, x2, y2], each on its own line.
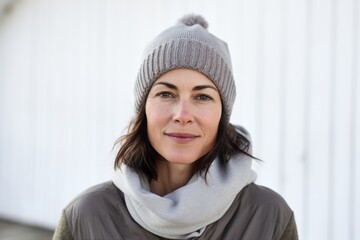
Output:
[112, 155, 256, 239]
[134, 15, 236, 119]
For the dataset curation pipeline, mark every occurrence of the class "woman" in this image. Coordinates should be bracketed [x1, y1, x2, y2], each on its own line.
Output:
[53, 14, 298, 240]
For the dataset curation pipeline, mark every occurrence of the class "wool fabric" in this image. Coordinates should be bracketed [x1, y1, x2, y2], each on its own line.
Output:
[112, 154, 257, 239]
[134, 14, 236, 119]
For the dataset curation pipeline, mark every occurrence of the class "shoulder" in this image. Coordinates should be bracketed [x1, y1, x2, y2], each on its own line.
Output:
[203, 183, 297, 240]
[240, 183, 290, 209]
[234, 183, 295, 239]
[64, 181, 123, 215]
[65, 181, 125, 221]
[237, 183, 293, 224]
[62, 182, 144, 239]
[61, 181, 162, 239]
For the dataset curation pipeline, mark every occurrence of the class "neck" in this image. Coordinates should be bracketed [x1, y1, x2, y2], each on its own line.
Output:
[150, 160, 196, 196]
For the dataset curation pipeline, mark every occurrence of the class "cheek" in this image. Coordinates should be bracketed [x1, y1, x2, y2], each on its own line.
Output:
[206, 117, 221, 136]
[196, 114, 221, 145]
[146, 102, 170, 135]
[146, 106, 158, 144]
[200, 107, 222, 128]
[147, 103, 163, 122]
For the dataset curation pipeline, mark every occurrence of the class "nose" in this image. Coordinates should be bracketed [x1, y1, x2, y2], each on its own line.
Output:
[173, 100, 194, 124]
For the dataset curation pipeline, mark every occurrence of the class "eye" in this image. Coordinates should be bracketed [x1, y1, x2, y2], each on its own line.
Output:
[195, 94, 213, 101]
[156, 91, 175, 98]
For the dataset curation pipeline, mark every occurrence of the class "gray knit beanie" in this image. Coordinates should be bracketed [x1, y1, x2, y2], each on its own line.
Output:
[134, 14, 236, 119]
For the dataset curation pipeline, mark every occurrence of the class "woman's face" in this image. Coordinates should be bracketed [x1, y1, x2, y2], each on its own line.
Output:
[145, 68, 222, 165]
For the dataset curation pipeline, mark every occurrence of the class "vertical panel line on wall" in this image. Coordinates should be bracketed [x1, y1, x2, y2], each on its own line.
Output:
[255, 0, 265, 154]
[302, 0, 313, 238]
[278, 0, 288, 193]
[328, 0, 337, 239]
[349, 0, 359, 239]
[28, 4, 38, 209]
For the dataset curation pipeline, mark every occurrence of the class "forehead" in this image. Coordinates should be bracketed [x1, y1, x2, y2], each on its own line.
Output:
[153, 68, 217, 88]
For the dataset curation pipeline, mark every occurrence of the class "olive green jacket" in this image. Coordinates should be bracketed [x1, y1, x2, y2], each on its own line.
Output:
[53, 182, 298, 240]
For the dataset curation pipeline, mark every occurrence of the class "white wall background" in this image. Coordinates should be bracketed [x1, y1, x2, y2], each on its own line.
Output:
[0, 0, 359, 239]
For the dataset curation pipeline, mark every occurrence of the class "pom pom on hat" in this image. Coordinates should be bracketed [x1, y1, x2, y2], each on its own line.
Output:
[178, 14, 209, 29]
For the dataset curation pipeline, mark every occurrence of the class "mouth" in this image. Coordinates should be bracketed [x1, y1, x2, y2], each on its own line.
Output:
[165, 132, 200, 143]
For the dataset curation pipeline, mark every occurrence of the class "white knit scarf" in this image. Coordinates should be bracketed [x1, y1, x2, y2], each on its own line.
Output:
[112, 154, 257, 239]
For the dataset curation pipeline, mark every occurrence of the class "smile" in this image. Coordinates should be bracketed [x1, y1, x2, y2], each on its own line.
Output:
[165, 133, 200, 144]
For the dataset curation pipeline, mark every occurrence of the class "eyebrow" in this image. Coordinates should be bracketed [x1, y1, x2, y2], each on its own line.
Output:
[154, 82, 218, 92]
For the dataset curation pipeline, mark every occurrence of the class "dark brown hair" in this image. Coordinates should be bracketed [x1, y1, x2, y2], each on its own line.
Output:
[113, 99, 254, 180]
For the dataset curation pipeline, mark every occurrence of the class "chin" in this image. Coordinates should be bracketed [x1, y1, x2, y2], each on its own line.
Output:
[162, 153, 201, 165]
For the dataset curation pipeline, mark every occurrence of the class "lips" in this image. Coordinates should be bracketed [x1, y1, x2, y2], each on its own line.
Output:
[165, 132, 199, 144]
